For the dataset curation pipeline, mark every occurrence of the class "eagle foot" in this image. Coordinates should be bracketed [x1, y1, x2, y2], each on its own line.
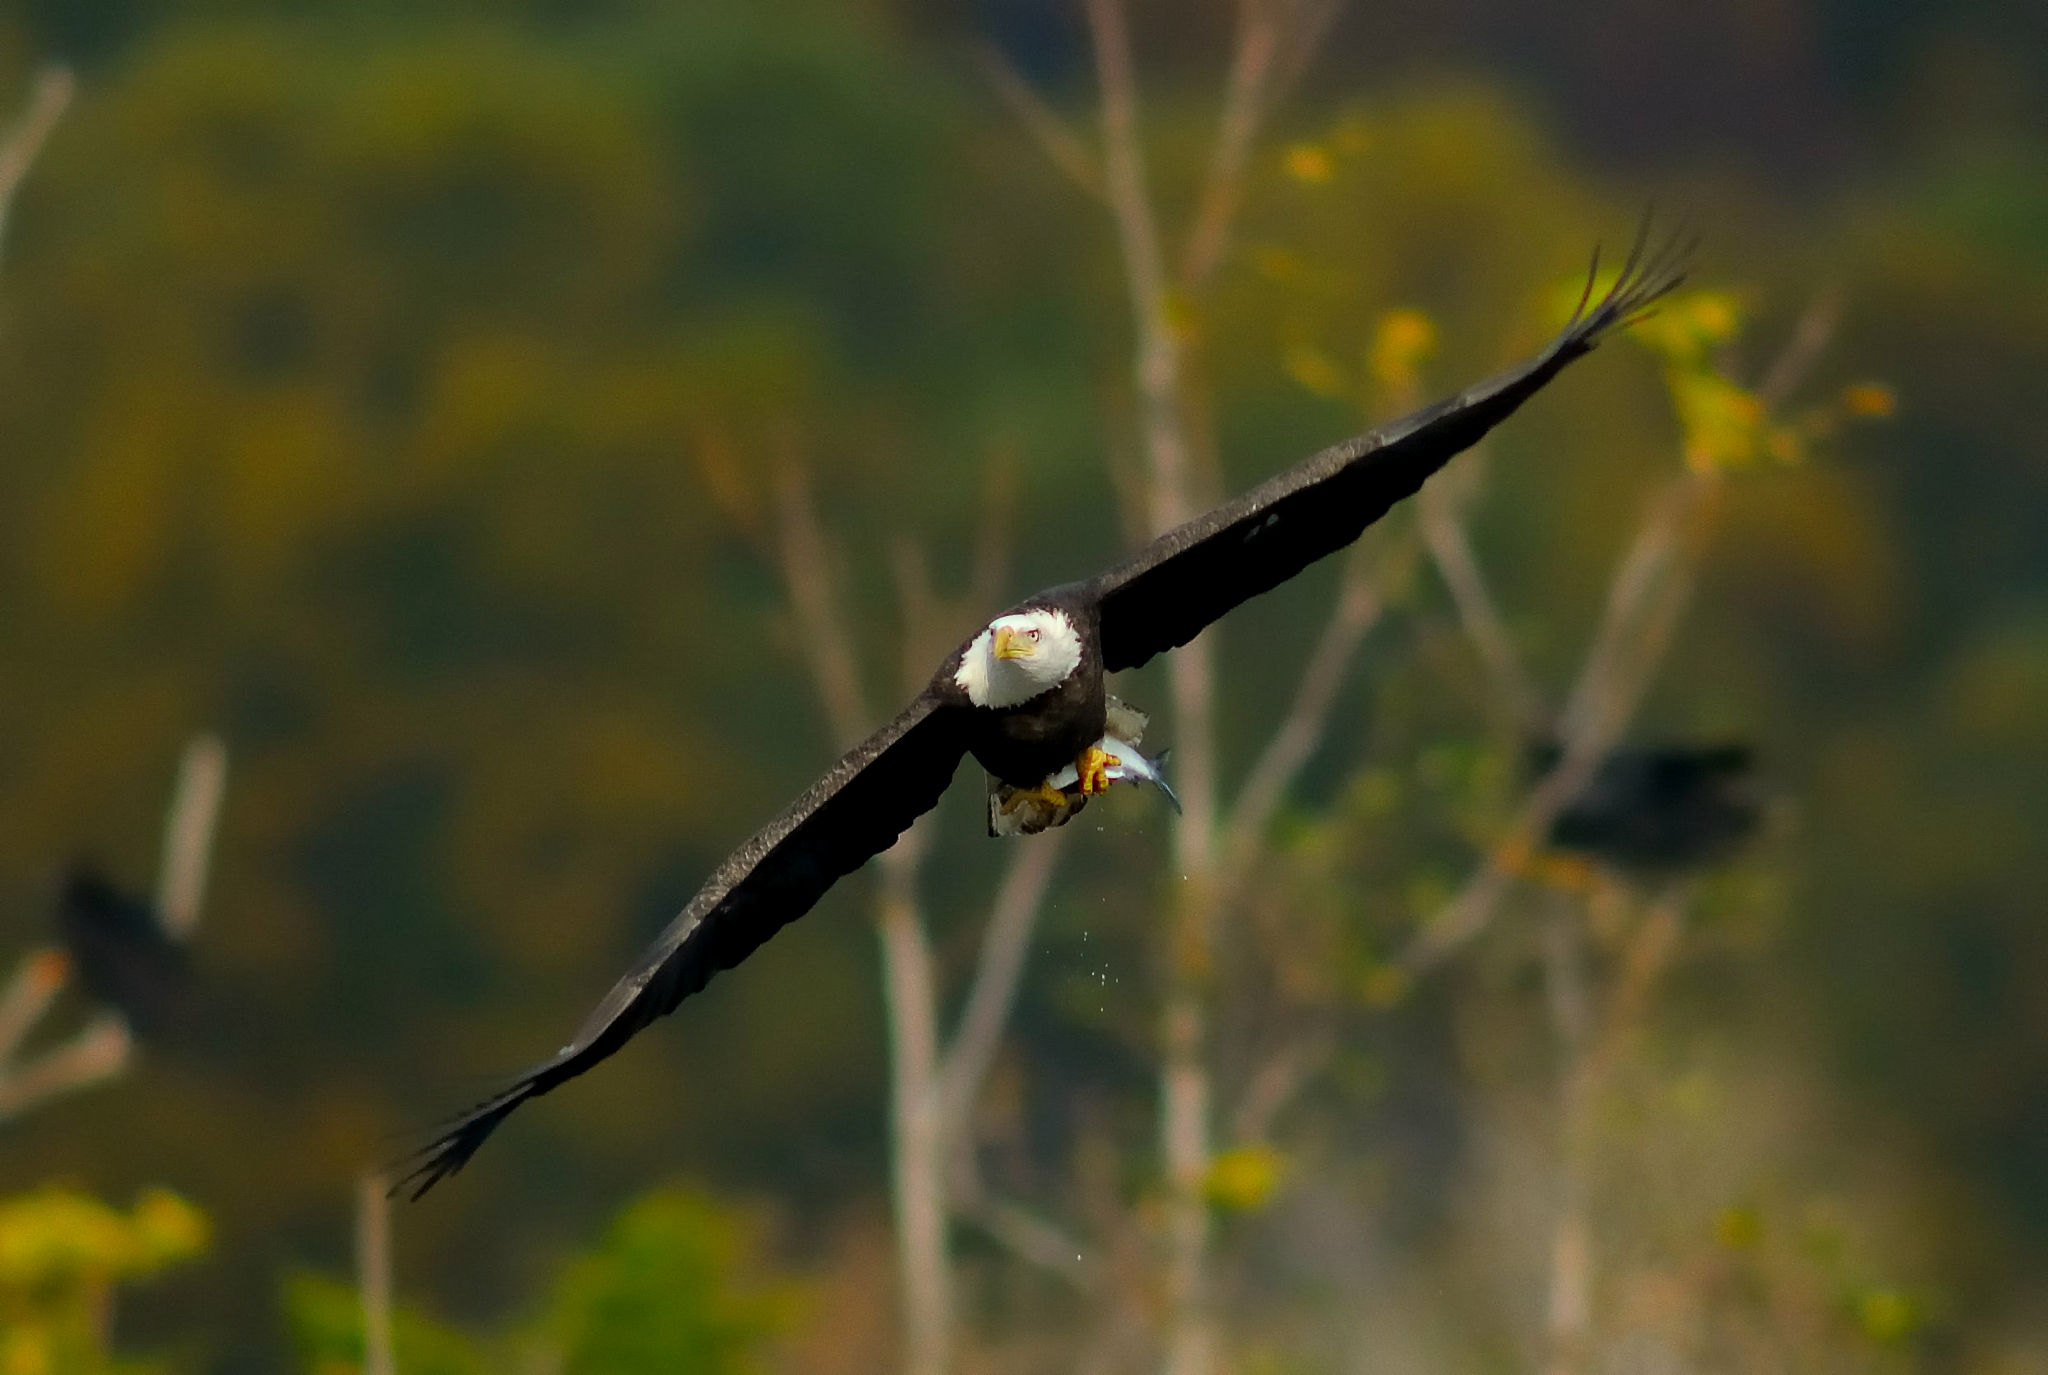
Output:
[1001, 780, 1071, 816]
[1076, 745, 1122, 795]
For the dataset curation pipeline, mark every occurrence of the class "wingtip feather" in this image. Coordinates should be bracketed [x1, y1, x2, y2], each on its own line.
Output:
[387, 1080, 539, 1201]
[1562, 208, 1694, 351]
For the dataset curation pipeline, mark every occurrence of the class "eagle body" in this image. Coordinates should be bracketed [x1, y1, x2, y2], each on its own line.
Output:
[935, 586, 1107, 787]
[960, 657, 1106, 787]
[396, 223, 1690, 1198]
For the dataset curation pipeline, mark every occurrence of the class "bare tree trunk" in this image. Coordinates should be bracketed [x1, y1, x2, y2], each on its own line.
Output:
[773, 455, 1083, 1374]
[1072, 4, 1351, 1366]
[0, 68, 72, 260]
[157, 735, 229, 940]
[1080, 4, 1222, 1368]
[1541, 905, 1595, 1375]
[358, 1173, 397, 1375]
[877, 832, 951, 1375]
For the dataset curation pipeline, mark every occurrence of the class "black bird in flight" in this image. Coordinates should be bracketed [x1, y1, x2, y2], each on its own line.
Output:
[1538, 740, 1763, 877]
[397, 222, 1690, 1198]
[55, 866, 190, 1037]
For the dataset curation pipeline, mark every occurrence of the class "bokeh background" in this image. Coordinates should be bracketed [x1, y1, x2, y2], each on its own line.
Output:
[0, 0, 2045, 1371]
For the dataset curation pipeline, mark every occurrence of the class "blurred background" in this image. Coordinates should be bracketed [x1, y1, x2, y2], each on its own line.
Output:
[0, 0, 2043, 1371]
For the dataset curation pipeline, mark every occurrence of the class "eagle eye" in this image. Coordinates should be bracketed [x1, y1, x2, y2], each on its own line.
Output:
[1028, 628, 1041, 640]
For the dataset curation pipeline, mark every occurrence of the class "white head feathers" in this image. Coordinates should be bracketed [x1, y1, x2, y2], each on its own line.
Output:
[954, 607, 1083, 709]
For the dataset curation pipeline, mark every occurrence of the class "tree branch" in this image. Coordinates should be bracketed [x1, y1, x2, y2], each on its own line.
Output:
[357, 1173, 396, 1375]
[1398, 471, 1713, 974]
[974, 46, 1106, 202]
[773, 449, 956, 1375]
[1580, 882, 1692, 1095]
[931, 828, 1069, 1134]
[157, 734, 228, 940]
[968, 443, 1019, 617]
[1541, 900, 1595, 1375]
[1271, 0, 1346, 100]
[1417, 462, 1546, 733]
[1216, 535, 1400, 906]
[1539, 880, 1693, 1375]
[0, 67, 73, 264]
[1080, 10, 1225, 1367]
[951, 1158, 1098, 1290]
[1756, 288, 1843, 410]
[1178, 0, 1285, 291]
[0, 1013, 129, 1123]
[1397, 285, 1844, 976]
[1227, 1031, 1333, 1146]
[1085, 0, 1193, 530]
[0, 948, 68, 1068]
[773, 454, 871, 745]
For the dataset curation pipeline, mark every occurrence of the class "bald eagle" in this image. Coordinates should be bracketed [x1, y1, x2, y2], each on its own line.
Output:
[396, 225, 1688, 1198]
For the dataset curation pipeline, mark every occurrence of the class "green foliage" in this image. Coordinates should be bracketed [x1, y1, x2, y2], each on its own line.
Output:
[1622, 290, 1897, 472]
[541, 1188, 793, 1375]
[0, 1186, 207, 1375]
[284, 1273, 489, 1375]
[283, 1187, 789, 1375]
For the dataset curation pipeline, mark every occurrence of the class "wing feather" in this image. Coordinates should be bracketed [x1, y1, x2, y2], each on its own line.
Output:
[395, 692, 968, 1198]
[1093, 220, 1691, 672]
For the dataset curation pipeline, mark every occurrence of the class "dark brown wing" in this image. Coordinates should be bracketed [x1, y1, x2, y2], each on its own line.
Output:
[1092, 221, 1690, 673]
[395, 692, 969, 1198]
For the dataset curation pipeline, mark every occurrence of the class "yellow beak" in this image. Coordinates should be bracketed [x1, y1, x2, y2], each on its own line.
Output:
[992, 626, 1032, 660]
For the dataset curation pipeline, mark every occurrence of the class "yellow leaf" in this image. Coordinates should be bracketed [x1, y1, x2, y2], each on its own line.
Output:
[1284, 343, 1348, 399]
[1367, 308, 1437, 404]
[1329, 113, 1373, 156]
[0, 1186, 210, 1289]
[1764, 425, 1806, 465]
[1841, 381, 1896, 418]
[1360, 964, 1410, 1009]
[1160, 287, 1199, 344]
[1281, 143, 1334, 184]
[1250, 244, 1305, 284]
[1713, 1204, 1763, 1250]
[1628, 289, 1747, 368]
[1669, 372, 1764, 472]
[1204, 1144, 1286, 1212]
[1856, 1288, 1920, 1344]
[131, 1188, 210, 1267]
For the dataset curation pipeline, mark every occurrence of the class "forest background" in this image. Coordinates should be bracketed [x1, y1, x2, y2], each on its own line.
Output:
[0, 0, 2045, 1371]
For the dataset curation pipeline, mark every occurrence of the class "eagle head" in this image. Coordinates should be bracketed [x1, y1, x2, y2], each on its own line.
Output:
[954, 607, 1083, 708]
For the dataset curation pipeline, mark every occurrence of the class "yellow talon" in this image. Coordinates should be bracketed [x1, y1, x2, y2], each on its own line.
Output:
[1002, 780, 1070, 815]
[1076, 745, 1121, 796]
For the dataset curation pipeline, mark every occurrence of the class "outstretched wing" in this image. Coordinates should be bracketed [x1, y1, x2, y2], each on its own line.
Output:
[1092, 221, 1690, 673]
[395, 693, 969, 1198]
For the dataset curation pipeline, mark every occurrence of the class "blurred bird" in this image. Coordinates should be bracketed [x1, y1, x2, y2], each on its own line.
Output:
[1533, 740, 1763, 877]
[54, 866, 190, 1037]
[396, 220, 1691, 1198]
